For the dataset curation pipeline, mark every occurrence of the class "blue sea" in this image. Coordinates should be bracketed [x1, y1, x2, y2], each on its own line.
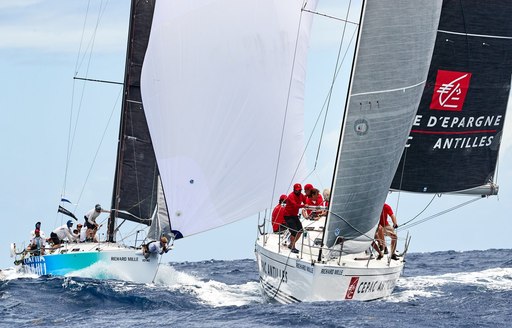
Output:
[1, 249, 512, 327]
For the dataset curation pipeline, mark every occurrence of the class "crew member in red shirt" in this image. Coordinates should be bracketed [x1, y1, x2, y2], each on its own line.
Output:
[284, 183, 307, 253]
[378, 203, 399, 260]
[271, 194, 287, 233]
[302, 188, 321, 220]
[304, 183, 323, 204]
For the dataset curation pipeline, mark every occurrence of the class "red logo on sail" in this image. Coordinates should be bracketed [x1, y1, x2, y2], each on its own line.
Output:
[345, 277, 359, 299]
[430, 70, 472, 111]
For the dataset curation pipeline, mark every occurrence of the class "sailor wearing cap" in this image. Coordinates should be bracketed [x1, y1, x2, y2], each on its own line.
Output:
[84, 204, 111, 242]
[283, 183, 307, 254]
[30, 221, 46, 239]
[143, 236, 170, 259]
[27, 228, 45, 256]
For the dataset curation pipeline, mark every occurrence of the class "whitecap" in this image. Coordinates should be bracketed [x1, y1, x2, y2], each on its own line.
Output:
[152, 264, 263, 307]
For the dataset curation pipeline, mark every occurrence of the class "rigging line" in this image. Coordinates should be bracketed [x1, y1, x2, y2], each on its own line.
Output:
[329, 210, 377, 242]
[310, 31, 358, 171]
[152, 254, 164, 284]
[74, 0, 92, 75]
[395, 147, 409, 215]
[73, 76, 123, 85]
[302, 8, 359, 26]
[271, 4, 358, 202]
[75, 0, 110, 75]
[72, 0, 108, 135]
[398, 193, 437, 227]
[75, 88, 123, 210]
[271, 242, 298, 301]
[71, 0, 108, 142]
[269, 4, 307, 210]
[299, 30, 359, 180]
[117, 222, 146, 243]
[285, 27, 358, 192]
[313, 0, 354, 170]
[63, 0, 92, 198]
[69, 1, 110, 211]
[400, 197, 482, 230]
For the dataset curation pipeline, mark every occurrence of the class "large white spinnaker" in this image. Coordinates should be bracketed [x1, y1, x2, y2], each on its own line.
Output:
[141, 0, 317, 237]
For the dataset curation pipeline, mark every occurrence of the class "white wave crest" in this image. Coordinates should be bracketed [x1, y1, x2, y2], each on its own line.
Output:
[0, 266, 39, 280]
[65, 261, 138, 282]
[388, 267, 512, 302]
[152, 264, 263, 307]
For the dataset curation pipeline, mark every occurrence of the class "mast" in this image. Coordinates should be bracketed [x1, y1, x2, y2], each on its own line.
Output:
[108, 0, 157, 242]
[318, 0, 366, 262]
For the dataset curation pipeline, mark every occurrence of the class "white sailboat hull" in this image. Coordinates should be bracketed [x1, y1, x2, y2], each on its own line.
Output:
[254, 220, 404, 303]
[17, 242, 160, 283]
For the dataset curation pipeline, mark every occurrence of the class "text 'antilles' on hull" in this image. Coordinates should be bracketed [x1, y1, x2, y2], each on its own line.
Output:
[255, 222, 404, 303]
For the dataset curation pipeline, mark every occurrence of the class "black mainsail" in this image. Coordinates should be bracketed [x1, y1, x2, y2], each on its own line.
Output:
[108, 0, 162, 242]
[391, 0, 512, 195]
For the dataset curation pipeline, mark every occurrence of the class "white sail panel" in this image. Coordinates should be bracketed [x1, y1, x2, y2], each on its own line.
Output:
[141, 0, 316, 237]
[325, 0, 443, 253]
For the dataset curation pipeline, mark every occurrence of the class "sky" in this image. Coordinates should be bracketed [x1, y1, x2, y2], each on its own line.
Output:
[1, 0, 511, 270]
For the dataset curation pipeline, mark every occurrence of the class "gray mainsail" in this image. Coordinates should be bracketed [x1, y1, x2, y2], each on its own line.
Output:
[324, 1, 442, 252]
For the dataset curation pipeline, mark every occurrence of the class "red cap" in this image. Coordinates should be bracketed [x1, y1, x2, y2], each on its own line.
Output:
[279, 194, 287, 201]
[293, 183, 302, 191]
[304, 183, 313, 191]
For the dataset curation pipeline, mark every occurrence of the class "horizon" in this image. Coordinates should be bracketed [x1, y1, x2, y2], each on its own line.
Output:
[1, 0, 511, 270]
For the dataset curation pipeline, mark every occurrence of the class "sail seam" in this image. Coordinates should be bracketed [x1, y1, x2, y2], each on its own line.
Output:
[351, 80, 426, 97]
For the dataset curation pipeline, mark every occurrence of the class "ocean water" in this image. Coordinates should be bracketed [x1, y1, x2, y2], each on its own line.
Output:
[1, 249, 512, 327]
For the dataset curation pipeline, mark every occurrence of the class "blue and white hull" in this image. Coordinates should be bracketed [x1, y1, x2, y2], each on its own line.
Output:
[16, 242, 160, 283]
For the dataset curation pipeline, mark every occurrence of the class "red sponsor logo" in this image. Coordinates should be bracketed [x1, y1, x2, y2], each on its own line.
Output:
[345, 277, 359, 299]
[430, 70, 472, 111]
